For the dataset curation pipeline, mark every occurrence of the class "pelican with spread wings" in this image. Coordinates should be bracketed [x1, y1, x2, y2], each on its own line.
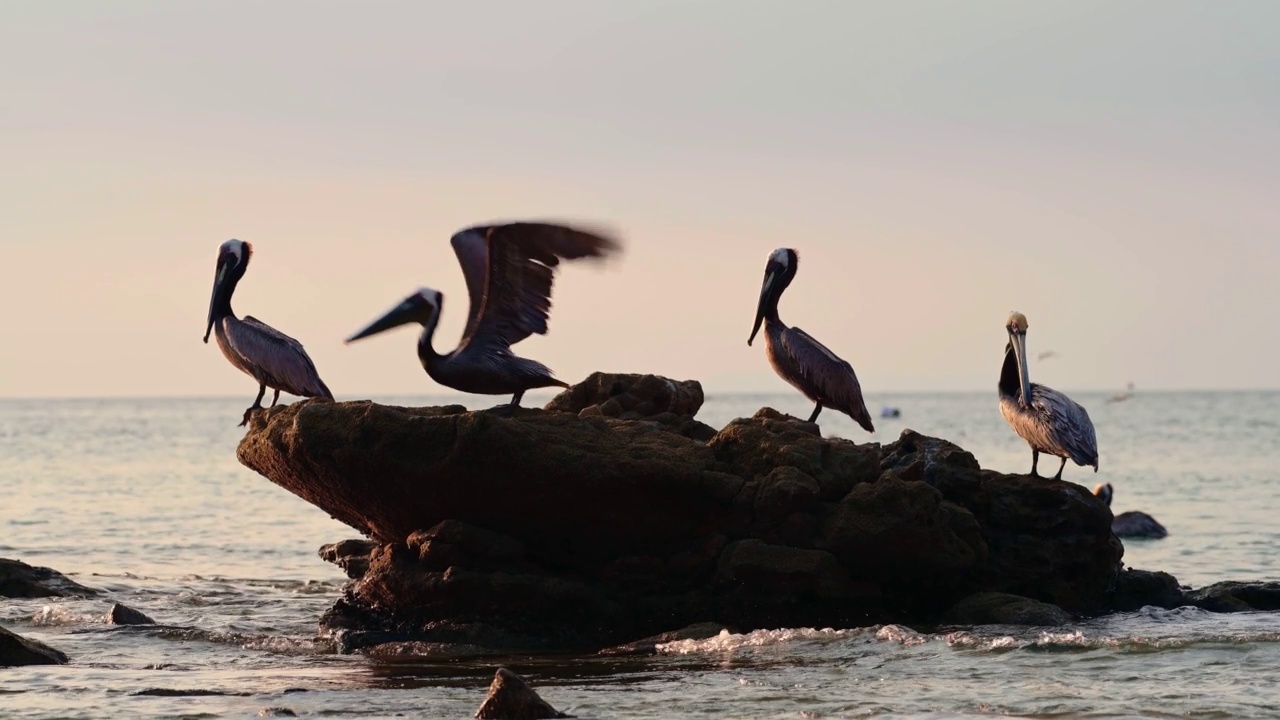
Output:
[747, 248, 874, 432]
[346, 221, 620, 409]
[203, 239, 334, 426]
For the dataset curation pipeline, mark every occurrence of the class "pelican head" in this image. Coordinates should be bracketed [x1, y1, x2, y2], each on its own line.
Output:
[1004, 311, 1032, 406]
[346, 288, 443, 343]
[205, 239, 253, 343]
[1093, 482, 1114, 506]
[748, 248, 798, 346]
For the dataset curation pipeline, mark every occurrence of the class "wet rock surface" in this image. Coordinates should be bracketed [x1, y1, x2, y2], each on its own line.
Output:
[1, 625, 70, 667]
[475, 668, 571, 720]
[1108, 569, 1185, 612]
[319, 539, 378, 580]
[251, 373, 1131, 655]
[1182, 581, 1280, 613]
[945, 592, 1072, 626]
[544, 371, 716, 440]
[108, 602, 156, 626]
[1, 558, 99, 598]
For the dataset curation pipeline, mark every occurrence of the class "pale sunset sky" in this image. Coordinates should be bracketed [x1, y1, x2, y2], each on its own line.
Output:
[2, 1, 1277, 399]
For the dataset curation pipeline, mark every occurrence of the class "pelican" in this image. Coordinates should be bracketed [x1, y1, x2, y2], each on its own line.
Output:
[345, 221, 620, 410]
[1094, 483, 1168, 539]
[999, 311, 1098, 479]
[203, 239, 334, 426]
[748, 248, 874, 432]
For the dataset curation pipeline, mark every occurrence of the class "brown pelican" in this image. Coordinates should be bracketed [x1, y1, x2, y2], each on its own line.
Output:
[345, 221, 620, 410]
[204, 239, 334, 426]
[999, 311, 1098, 479]
[748, 248, 874, 432]
[1094, 483, 1168, 539]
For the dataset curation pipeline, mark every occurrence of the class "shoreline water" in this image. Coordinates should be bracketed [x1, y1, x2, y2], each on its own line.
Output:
[3, 391, 1279, 717]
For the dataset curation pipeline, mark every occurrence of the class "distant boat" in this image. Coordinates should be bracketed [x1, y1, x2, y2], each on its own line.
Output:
[880, 406, 901, 418]
[1107, 382, 1136, 404]
[1038, 350, 1058, 361]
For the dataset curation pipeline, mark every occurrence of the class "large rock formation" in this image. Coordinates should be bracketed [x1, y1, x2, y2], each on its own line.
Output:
[238, 373, 1131, 654]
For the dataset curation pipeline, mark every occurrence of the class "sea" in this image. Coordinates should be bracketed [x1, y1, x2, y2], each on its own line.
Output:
[2, 390, 1279, 719]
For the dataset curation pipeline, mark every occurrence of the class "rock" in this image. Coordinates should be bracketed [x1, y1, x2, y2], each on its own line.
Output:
[319, 539, 378, 580]
[820, 477, 985, 617]
[108, 602, 156, 626]
[475, 668, 571, 720]
[258, 709, 298, 718]
[709, 410, 881, 500]
[238, 399, 728, 562]
[546, 372, 715, 441]
[545, 372, 703, 417]
[1183, 581, 1280, 613]
[409, 521, 526, 571]
[877, 431, 1122, 614]
[0, 558, 99, 598]
[238, 377, 1129, 656]
[945, 592, 1072, 626]
[0, 625, 70, 666]
[715, 540, 881, 628]
[1109, 569, 1185, 612]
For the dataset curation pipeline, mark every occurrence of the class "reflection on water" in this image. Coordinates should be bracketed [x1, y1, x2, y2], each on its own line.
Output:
[1, 392, 1278, 718]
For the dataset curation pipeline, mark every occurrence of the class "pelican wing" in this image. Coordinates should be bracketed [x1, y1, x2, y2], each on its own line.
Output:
[449, 231, 491, 344]
[1027, 384, 1098, 467]
[783, 326, 874, 432]
[451, 222, 620, 350]
[223, 316, 333, 399]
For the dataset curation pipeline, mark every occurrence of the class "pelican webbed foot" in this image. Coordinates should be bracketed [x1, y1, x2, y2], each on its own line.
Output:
[239, 384, 267, 427]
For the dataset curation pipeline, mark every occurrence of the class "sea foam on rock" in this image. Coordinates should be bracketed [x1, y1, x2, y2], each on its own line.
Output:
[239, 373, 1128, 654]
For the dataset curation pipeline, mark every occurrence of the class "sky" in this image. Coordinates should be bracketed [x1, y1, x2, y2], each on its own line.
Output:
[2, 0, 1278, 399]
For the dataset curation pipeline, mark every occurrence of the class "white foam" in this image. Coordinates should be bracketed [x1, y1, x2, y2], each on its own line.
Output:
[657, 627, 855, 655]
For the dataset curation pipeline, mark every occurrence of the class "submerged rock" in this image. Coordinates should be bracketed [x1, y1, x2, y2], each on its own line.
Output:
[1108, 569, 1185, 612]
[0, 558, 99, 598]
[0, 625, 70, 666]
[1183, 581, 1280, 613]
[108, 602, 156, 626]
[475, 668, 571, 720]
[237, 373, 1124, 655]
[945, 592, 1072, 626]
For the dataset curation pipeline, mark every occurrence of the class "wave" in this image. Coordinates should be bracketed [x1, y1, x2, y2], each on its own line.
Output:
[658, 614, 1280, 657]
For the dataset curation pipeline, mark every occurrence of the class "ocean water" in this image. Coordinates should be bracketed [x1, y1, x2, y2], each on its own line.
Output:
[2, 390, 1279, 718]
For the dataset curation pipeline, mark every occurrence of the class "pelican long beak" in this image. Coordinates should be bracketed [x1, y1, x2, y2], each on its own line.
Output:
[204, 264, 228, 344]
[748, 271, 776, 346]
[1008, 329, 1032, 406]
[346, 301, 418, 343]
